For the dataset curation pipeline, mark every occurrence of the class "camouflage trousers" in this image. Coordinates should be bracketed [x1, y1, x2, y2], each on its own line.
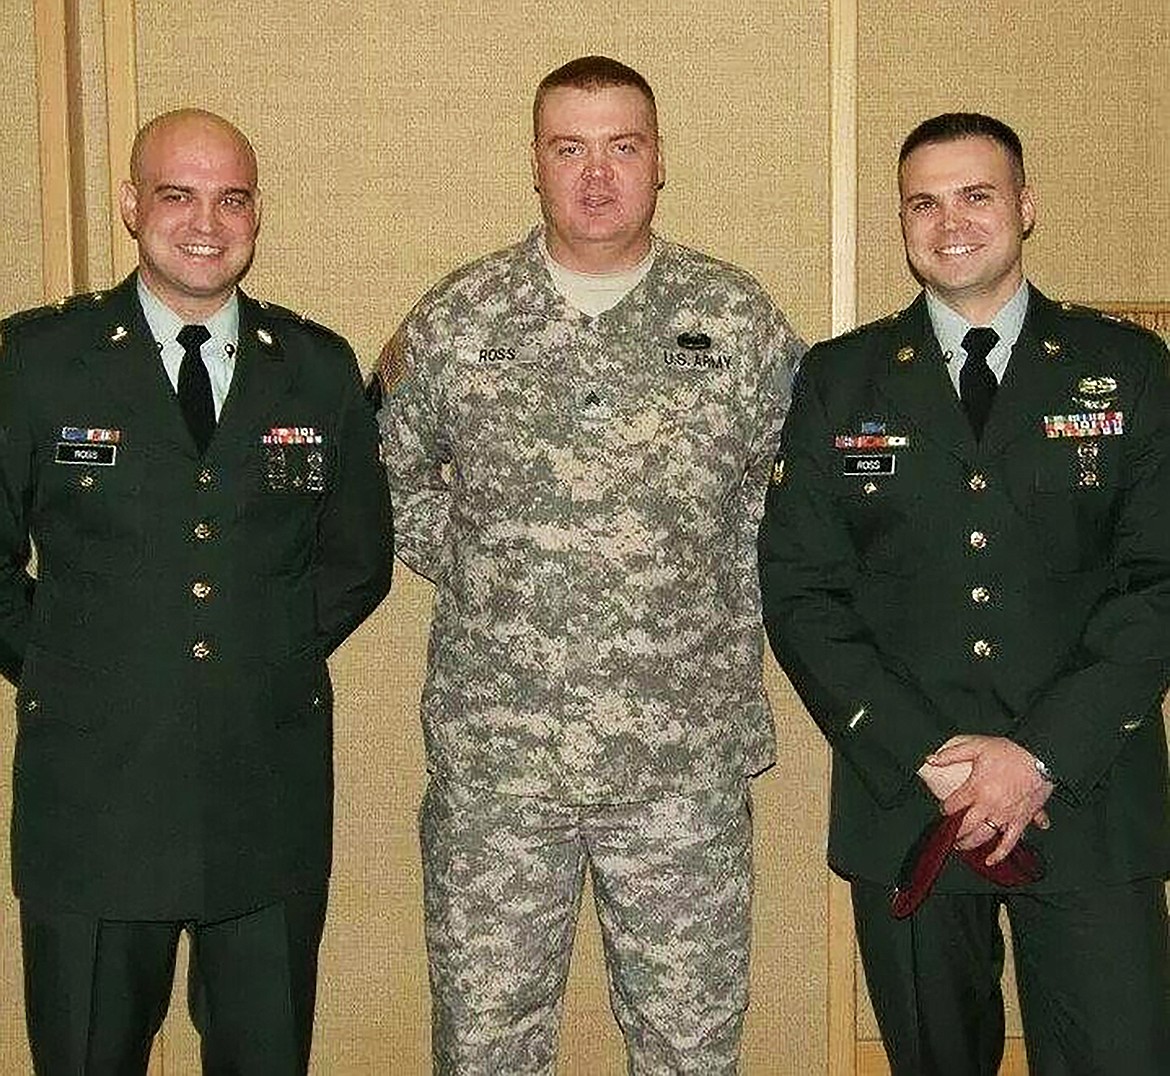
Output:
[420, 776, 753, 1075]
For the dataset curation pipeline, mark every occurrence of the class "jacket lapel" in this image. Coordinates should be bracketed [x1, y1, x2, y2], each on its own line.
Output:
[210, 291, 293, 465]
[872, 294, 973, 462]
[980, 288, 1070, 457]
[85, 275, 196, 457]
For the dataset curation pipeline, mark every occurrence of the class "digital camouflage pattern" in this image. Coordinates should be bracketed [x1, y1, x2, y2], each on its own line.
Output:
[377, 229, 804, 802]
[420, 776, 752, 1075]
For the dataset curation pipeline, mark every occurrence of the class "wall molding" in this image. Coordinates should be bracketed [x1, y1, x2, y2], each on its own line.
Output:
[103, 0, 139, 282]
[33, 0, 74, 298]
[828, 0, 859, 1069]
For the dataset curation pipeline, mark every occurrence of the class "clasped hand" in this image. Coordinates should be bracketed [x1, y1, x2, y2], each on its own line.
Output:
[917, 735, 1054, 866]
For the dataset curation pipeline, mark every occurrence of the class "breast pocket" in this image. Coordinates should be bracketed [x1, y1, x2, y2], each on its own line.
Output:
[34, 442, 145, 575]
[1028, 437, 1121, 573]
[621, 374, 741, 510]
[836, 449, 927, 575]
[234, 431, 332, 572]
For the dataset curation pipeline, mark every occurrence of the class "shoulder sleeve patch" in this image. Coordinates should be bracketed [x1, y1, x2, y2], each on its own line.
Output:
[374, 331, 409, 398]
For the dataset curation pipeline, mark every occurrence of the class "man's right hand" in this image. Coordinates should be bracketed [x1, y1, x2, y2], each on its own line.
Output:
[917, 758, 973, 802]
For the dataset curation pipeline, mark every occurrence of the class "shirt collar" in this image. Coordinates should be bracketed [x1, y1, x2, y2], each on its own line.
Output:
[926, 279, 1030, 360]
[136, 275, 240, 356]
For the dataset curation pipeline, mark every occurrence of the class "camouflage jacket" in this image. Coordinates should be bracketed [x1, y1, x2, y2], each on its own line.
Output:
[377, 229, 803, 800]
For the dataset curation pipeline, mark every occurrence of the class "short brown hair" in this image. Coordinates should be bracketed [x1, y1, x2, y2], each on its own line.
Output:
[899, 113, 1026, 186]
[533, 56, 657, 138]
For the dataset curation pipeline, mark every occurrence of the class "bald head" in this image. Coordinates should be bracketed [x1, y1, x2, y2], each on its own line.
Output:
[129, 109, 258, 187]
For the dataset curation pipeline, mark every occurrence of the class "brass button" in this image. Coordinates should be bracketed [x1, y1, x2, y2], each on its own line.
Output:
[193, 521, 213, 540]
[191, 641, 211, 659]
[971, 586, 990, 604]
[968, 473, 987, 492]
[191, 581, 212, 600]
[972, 639, 994, 658]
[969, 531, 988, 550]
[78, 473, 95, 489]
[197, 468, 214, 486]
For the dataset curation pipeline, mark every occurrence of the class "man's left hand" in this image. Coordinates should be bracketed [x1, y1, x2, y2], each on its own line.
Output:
[924, 735, 1055, 865]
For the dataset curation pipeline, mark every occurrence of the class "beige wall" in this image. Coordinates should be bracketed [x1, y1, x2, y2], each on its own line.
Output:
[0, 0, 1165, 1072]
[0, 4, 43, 315]
[0, 2, 41, 1065]
[857, 0, 1169, 321]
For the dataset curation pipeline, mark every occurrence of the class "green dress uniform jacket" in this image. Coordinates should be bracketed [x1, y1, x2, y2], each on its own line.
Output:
[0, 275, 392, 920]
[759, 287, 1170, 893]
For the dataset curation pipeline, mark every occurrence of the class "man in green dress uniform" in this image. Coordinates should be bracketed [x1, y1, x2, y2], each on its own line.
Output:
[0, 110, 392, 1073]
[759, 113, 1170, 1074]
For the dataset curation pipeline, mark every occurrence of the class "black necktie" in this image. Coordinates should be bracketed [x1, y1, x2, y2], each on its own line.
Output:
[177, 324, 214, 454]
[960, 326, 1000, 439]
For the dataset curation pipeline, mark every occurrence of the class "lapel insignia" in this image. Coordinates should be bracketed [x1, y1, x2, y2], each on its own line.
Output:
[896, 346, 914, 364]
[256, 327, 275, 348]
[770, 459, 785, 486]
[109, 324, 129, 344]
[1042, 339, 1062, 356]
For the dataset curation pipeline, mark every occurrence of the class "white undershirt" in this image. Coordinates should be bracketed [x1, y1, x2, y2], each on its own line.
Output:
[539, 236, 655, 316]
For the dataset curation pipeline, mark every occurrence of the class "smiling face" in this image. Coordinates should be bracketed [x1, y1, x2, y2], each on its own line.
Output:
[119, 111, 261, 320]
[898, 135, 1035, 323]
[531, 84, 664, 273]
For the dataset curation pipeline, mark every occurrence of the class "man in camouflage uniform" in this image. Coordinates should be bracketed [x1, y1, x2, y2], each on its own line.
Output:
[373, 56, 803, 1074]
